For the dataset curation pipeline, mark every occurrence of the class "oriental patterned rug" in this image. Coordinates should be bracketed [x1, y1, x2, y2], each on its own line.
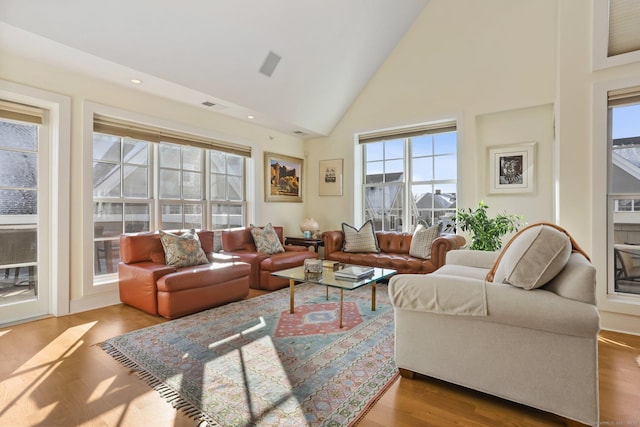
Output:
[101, 282, 397, 426]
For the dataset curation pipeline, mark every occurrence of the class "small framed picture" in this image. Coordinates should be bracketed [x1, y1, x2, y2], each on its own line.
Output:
[319, 159, 343, 196]
[488, 142, 536, 194]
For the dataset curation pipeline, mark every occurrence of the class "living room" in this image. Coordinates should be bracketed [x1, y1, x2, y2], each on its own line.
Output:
[1, 0, 640, 425]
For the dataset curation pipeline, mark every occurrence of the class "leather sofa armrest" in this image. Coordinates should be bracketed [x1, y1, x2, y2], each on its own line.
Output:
[430, 234, 466, 269]
[284, 245, 309, 252]
[322, 231, 344, 256]
[117, 261, 176, 315]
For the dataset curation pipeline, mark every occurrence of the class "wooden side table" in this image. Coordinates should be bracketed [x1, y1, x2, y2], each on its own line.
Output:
[284, 236, 324, 253]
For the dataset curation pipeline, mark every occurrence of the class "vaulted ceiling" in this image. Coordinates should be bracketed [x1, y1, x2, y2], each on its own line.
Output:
[0, 0, 429, 137]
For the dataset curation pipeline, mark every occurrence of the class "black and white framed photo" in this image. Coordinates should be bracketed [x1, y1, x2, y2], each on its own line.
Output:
[488, 142, 536, 194]
[319, 158, 343, 196]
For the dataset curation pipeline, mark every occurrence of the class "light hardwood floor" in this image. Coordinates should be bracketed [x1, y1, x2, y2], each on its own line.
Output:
[0, 293, 638, 427]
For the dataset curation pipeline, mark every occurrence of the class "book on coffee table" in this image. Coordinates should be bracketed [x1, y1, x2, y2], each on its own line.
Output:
[334, 265, 375, 281]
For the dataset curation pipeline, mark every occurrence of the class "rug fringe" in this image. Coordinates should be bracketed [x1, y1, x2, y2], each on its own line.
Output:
[99, 342, 219, 427]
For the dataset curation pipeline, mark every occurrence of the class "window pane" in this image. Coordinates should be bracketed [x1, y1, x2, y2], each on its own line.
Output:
[412, 157, 433, 181]
[227, 156, 243, 175]
[210, 152, 225, 173]
[364, 184, 403, 231]
[93, 162, 121, 198]
[93, 133, 120, 162]
[434, 132, 457, 154]
[365, 161, 384, 184]
[210, 174, 226, 200]
[0, 228, 37, 265]
[123, 165, 148, 198]
[384, 139, 404, 159]
[365, 143, 383, 162]
[0, 150, 37, 188]
[0, 189, 37, 215]
[161, 203, 182, 229]
[159, 169, 181, 199]
[611, 104, 640, 193]
[124, 203, 149, 233]
[0, 121, 38, 151]
[182, 171, 201, 200]
[184, 203, 203, 229]
[411, 135, 433, 157]
[434, 155, 457, 180]
[94, 239, 119, 276]
[123, 139, 149, 165]
[159, 143, 180, 168]
[94, 202, 123, 238]
[228, 176, 242, 200]
[384, 159, 404, 182]
[182, 146, 202, 171]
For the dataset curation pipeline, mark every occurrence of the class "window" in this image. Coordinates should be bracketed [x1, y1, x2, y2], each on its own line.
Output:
[0, 116, 39, 302]
[360, 122, 457, 232]
[92, 116, 249, 277]
[608, 88, 640, 295]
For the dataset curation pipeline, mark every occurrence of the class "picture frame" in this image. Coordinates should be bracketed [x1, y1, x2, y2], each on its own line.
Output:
[488, 142, 536, 194]
[265, 152, 303, 202]
[319, 158, 343, 196]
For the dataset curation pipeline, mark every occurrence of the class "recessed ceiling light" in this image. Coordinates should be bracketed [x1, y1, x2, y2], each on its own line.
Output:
[247, 115, 255, 119]
[130, 79, 142, 84]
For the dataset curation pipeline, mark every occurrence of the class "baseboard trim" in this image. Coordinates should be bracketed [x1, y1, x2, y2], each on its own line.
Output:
[599, 310, 640, 336]
[70, 291, 121, 314]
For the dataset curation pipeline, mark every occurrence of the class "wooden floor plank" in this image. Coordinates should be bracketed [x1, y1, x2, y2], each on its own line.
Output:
[0, 301, 638, 426]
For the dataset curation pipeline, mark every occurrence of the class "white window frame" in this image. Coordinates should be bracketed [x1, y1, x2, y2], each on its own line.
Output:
[593, 0, 640, 70]
[82, 102, 255, 300]
[355, 118, 458, 233]
[593, 76, 640, 323]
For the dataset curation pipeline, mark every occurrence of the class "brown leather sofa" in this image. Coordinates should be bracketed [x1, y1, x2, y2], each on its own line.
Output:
[221, 226, 318, 290]
[118, 230, 250, 319]
[322, 230, 465, 274]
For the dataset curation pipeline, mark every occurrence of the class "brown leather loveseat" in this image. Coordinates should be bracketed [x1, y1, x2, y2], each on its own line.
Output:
[118, 230, 251, 319]
[322, 230, 465, 274]
[221, 226, 318, 290]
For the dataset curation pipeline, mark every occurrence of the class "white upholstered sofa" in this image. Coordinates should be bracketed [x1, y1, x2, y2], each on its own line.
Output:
[388, 223, 600, 426]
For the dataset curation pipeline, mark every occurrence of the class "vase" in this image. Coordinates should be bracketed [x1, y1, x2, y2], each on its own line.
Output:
[300, 218, 319, 234]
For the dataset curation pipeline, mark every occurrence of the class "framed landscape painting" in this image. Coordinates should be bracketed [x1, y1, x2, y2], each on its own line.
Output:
[265, 152, 303, 202]
[488, 142, 536, 194]
[319, 158, 343, 196]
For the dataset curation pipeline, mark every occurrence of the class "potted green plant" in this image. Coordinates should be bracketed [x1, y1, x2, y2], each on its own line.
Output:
[453, 201, 524, 251]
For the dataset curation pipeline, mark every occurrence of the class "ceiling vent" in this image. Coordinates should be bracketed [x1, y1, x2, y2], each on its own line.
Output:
[293, 130, 307, 136]
[201, 101, 216, 107]
[259, 51, 281, 77]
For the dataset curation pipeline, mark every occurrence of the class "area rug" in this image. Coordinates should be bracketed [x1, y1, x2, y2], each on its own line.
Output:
[101, 282, 397, 426]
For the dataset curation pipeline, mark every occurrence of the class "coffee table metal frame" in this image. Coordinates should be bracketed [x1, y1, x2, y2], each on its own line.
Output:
[271, 265, 396, 328]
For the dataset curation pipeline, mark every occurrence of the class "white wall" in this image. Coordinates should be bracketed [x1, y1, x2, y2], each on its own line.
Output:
[0, 50, 307, 312]
[305, 0, 640, 333]
[305, 0, 557, 233]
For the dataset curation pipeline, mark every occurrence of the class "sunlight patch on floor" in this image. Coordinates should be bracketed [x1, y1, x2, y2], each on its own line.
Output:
[599, 335, 635, 349]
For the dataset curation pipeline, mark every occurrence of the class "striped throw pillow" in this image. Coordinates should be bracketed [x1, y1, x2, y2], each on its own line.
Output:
[409, 222, 441, 259]
[342, 220, 380, 253]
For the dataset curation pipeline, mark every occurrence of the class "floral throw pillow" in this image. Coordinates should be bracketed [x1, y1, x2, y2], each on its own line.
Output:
[250, 223, 285, 254]
[159, 229, 209, 268]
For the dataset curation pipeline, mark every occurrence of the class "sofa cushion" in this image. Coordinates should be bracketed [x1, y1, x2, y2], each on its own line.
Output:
[492, 224, 571, 290]
[342, 220, 380, 253]
[250, 223, 285, 254]
[159, 229, 209, 268]
[409, 222, 440, 259]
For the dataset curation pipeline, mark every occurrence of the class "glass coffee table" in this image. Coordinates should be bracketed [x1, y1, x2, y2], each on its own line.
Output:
[271, 264, 396, 328]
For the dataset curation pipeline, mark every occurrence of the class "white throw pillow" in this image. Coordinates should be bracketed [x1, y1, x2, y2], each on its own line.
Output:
[492, 224, 571, 290]
[409, 222, 440, 259]
[342, 220, 380, 253]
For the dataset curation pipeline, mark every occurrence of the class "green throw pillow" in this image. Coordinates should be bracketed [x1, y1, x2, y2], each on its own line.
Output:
[342, 220, 380, 253]
[159, 229, 209, 268]
[250, 223, 285, 254]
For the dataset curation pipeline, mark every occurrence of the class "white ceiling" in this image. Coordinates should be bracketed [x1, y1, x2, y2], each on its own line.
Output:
[0, 0, 429, 138]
